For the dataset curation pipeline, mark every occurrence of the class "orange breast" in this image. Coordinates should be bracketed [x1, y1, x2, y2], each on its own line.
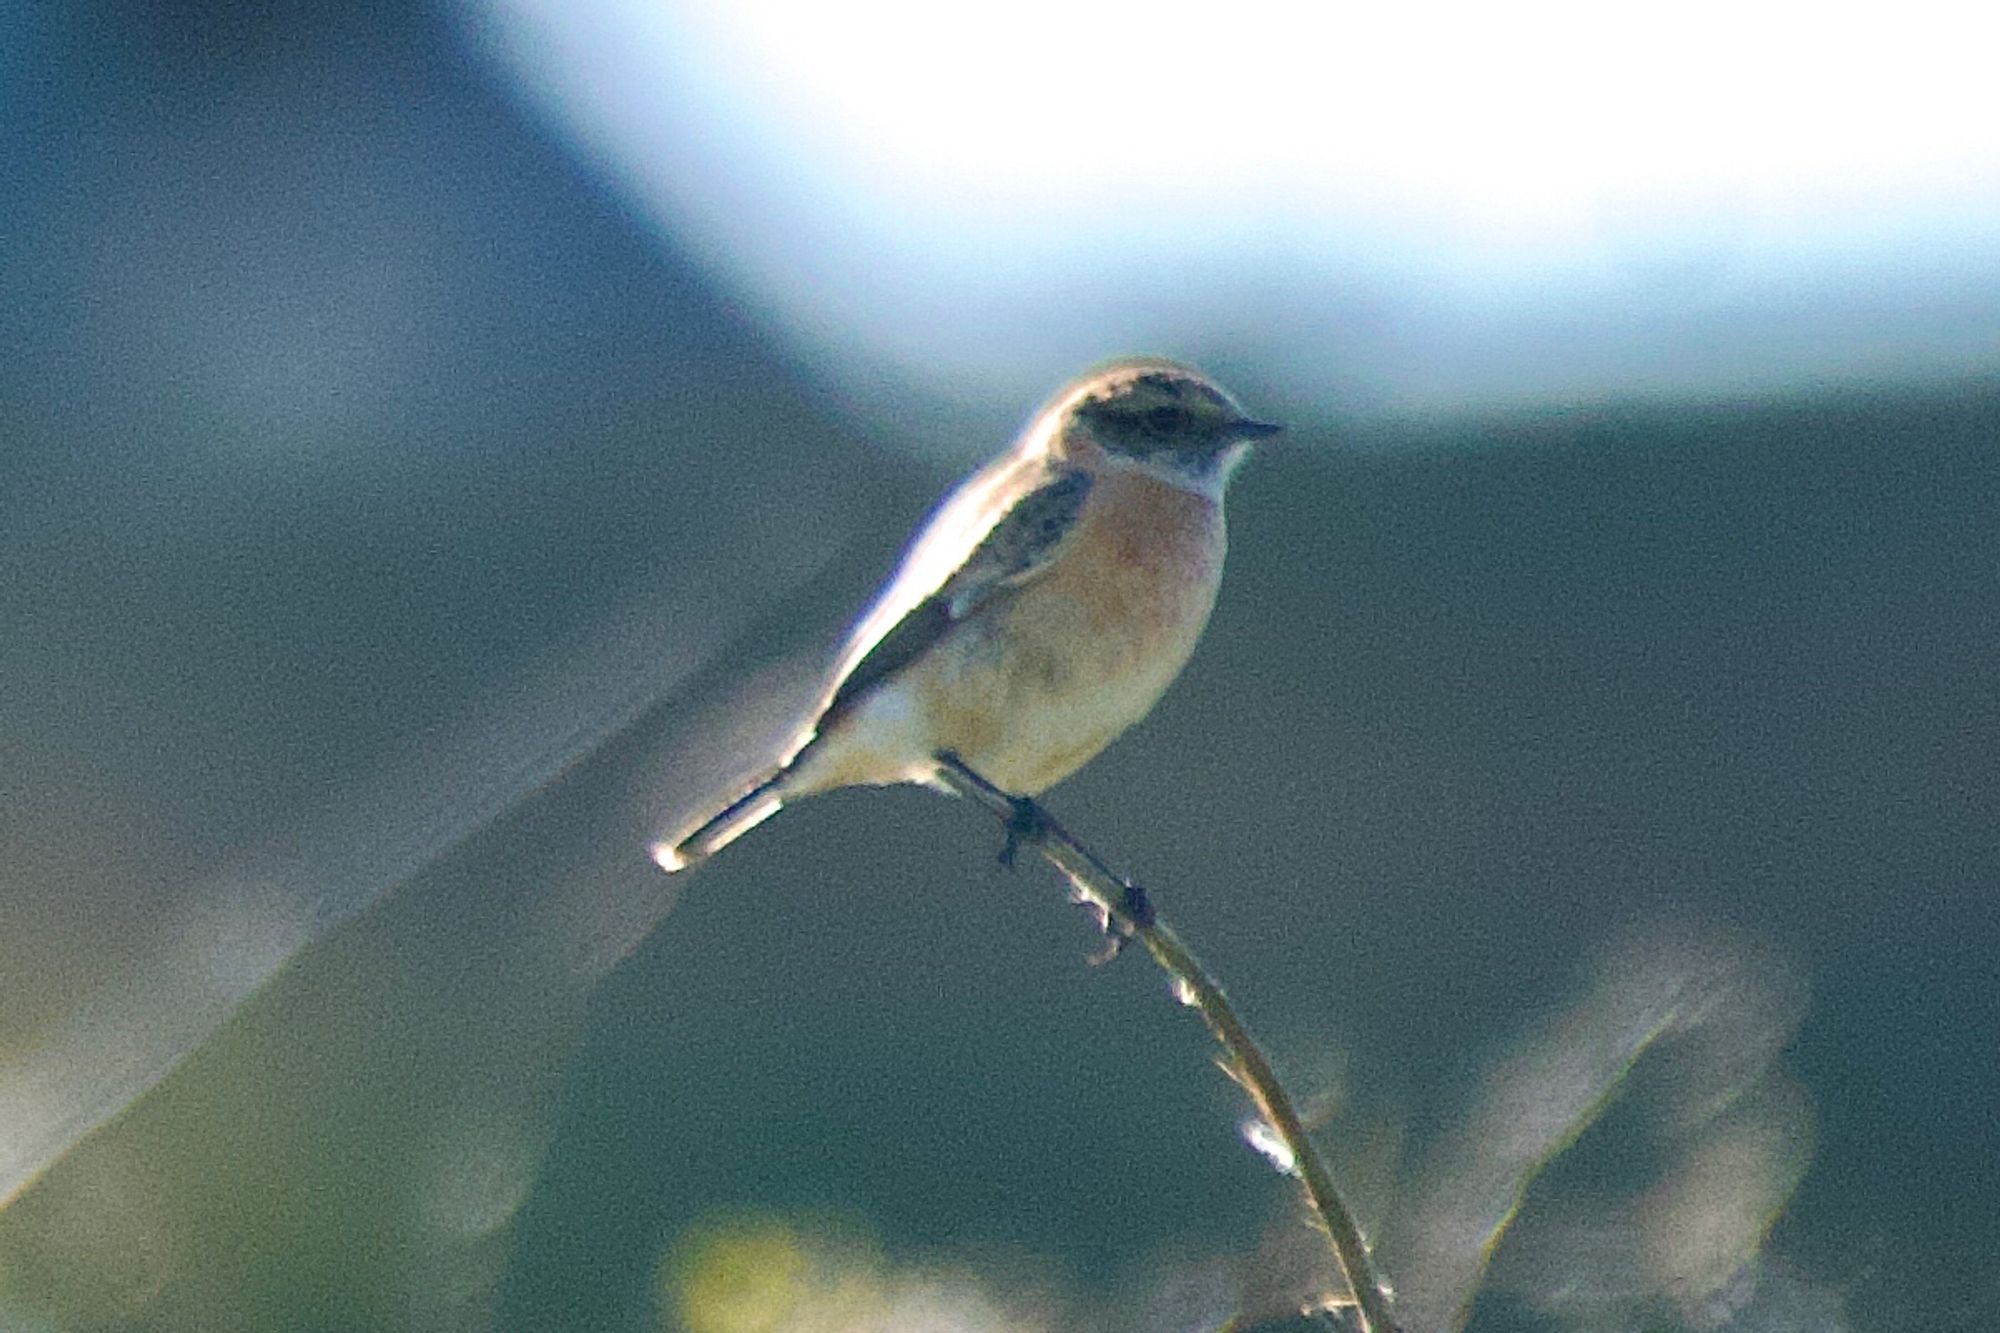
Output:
[912, 465, 1227, 792]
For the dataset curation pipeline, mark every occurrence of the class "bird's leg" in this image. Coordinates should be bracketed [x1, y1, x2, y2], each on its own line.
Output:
[933, 752, 1044, 869]
[999, 794, 1047, 869]
[935, 750, 1143, 960]
[933, 752, 1037, 868]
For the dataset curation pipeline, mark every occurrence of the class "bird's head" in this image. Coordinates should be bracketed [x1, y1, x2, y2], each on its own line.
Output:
[1043, 357, 1281, 493]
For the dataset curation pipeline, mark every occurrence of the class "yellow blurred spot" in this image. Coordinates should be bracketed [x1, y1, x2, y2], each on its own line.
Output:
[658, 1214, 1057, 1332]
[666, 1220, 812, 1333]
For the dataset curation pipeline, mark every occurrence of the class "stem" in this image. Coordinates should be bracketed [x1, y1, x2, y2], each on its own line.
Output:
[931, 753, 1403, 1333]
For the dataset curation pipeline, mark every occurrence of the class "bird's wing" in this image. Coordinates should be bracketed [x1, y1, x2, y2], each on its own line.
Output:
[817, 456, 1093, 726]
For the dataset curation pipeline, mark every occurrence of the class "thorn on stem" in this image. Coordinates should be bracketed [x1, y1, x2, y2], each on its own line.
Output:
[1082, 893, 1145, 965]
[1085, 931, 1129, 966]
[1079, 880, 1154, 964]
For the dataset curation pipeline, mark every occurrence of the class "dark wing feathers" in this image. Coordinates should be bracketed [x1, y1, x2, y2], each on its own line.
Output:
[943, 468, 1094, 609]
[821, 467, 1092, 724]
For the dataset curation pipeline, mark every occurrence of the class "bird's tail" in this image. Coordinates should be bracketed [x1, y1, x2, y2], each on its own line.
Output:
[650, 767, 791, 874]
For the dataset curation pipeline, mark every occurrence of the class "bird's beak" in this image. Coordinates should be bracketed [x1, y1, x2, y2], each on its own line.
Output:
[1230, 417, 1284, 441]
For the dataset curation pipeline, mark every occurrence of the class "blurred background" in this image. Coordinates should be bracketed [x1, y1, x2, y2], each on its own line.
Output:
[2, 0, 1996, 1329]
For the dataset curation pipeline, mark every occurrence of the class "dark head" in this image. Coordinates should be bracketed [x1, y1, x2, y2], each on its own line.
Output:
[1041, 358, 1280, 494]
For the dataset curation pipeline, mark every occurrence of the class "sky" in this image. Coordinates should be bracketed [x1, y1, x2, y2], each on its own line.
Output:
[474, 0, 2000, 430]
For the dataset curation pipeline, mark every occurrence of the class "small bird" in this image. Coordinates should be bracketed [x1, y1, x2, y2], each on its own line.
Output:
[654, 357, 1279, 873]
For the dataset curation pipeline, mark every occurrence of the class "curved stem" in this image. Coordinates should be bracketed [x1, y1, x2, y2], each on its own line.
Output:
[931, 753, 1403, 1333]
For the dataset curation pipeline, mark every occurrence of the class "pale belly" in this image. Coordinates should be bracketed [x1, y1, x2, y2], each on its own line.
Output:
[797, 470, 1227, 796]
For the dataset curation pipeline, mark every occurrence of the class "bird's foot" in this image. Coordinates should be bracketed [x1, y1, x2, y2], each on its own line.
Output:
[998, 795, 1047, 869]
[1119, 881, 1156, 929]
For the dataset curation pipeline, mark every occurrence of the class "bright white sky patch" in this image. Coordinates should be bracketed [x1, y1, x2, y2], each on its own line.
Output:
[469, 0, 2000, 434]
[660, 0, 1994, 224]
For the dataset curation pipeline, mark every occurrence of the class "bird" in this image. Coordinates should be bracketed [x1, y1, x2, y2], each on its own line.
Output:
[653, 357, 1280, 874]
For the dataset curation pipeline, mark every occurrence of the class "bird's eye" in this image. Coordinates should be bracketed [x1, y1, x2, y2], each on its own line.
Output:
[1144, 405, 1183, 434]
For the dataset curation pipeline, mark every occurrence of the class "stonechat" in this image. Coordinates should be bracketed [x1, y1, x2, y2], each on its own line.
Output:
[655, 357, 1280, 873]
